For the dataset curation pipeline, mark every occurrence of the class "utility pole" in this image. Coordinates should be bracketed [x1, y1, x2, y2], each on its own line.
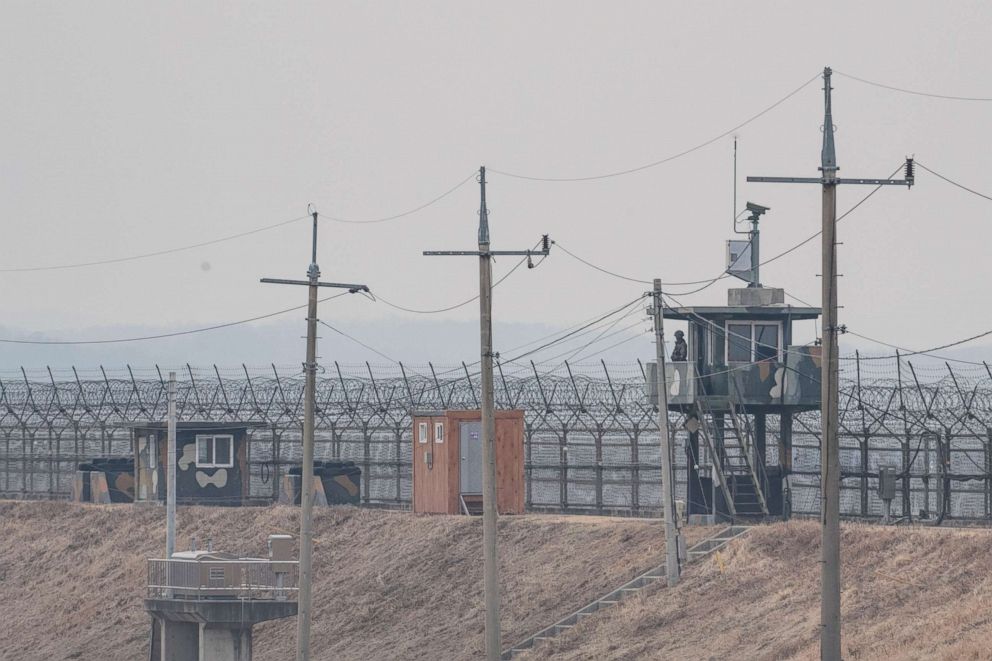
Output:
[166, 371, 177, 560]
[747, 66, 914, 661]
[261, 208, 369, 661]
[651, 279, 681, 586]
[425, 166, 550, 661]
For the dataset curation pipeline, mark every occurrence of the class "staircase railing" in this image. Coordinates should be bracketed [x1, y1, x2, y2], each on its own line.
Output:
[727, 377, 769, 515]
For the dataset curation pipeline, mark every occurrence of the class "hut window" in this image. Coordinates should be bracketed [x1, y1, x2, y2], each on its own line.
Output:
[434, 422, 444, 444]
[418, 422, 429, 444]
[196, 434, 235, 468]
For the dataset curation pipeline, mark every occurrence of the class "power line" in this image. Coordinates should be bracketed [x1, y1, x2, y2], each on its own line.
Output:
[0, 291, 353, 345]
[501, 295, 648, 364]
[847, 329, 992, 363]
[0, 214, 310, 273]
[553, 305, 647, 365]
[369, 295, 650, 402]
[325, 171, 476, 224]
[916, 162, 992, 203]
[0, 172, 476, 273]
[834, 70, 992, 102]
[547, 319, 648, 366]
[552, 175, 894, 297]
[552, 242, 650, 285]
[529, 302, 648, 366]
[318, 319, 403, 365]
[372, 240, 542, 314]
[488, 72, 821, 182]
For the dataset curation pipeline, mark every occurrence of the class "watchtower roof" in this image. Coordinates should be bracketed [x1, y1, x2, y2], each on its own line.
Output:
[663, 304, 821, 322]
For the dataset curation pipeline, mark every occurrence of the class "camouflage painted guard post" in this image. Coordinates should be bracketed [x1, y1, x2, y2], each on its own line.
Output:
[655, 285, 821, 521]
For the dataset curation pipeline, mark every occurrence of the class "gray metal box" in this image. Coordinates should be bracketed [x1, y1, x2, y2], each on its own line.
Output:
[878, 466, 897, 501]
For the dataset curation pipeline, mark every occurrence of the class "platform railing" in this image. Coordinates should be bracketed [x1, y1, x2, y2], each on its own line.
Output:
[147, 558, 299, 601]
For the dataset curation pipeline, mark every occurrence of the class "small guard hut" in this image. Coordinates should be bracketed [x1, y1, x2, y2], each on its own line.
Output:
[411, 409, 525, 515]
[132, 421, 264, 506]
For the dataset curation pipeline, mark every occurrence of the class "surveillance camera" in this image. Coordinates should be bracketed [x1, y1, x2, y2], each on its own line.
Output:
[746, 201, 770, 214]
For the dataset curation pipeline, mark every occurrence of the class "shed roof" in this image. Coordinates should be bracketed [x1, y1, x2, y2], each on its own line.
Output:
[129, 421, 267, 432]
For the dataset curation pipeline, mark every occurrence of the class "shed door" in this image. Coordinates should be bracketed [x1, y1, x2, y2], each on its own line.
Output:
[460, 421, 483, 494]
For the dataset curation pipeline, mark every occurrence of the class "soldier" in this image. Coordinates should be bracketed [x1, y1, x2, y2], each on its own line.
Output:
[671, 329, 688, 362]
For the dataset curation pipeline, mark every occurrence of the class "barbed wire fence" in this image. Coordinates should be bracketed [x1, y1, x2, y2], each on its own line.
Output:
[1, 356, 990, 522]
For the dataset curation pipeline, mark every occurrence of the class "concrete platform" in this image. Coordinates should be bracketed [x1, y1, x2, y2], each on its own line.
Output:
[146, 598, 297, 625]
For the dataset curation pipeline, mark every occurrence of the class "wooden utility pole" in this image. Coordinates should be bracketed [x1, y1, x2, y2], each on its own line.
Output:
[477, 171, 500, 661]
[166, 371, 177, 560]
[261, 208, 369, 661]
[747, 66, 914, 661]
[818, 99, 842, 658]
[425, 166, 550, 660]
[652, 279, 681, 587]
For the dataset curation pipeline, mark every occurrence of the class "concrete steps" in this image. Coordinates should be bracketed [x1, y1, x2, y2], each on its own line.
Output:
[460, 493, 484, 516]
[500, 525, 751, 659]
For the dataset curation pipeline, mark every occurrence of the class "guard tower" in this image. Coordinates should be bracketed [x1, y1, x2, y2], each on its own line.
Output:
[660, 203, 821, 520]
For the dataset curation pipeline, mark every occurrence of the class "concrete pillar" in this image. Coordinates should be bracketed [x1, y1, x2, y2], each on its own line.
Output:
[687, 429, 705, 515]
[780, 413, 794, 520]
[755, 413, 767, 488]
[199, 625, 252, 661]
[160, 620, 198, 661]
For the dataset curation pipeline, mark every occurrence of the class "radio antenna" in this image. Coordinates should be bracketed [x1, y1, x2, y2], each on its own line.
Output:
[732, 136, 738, 230]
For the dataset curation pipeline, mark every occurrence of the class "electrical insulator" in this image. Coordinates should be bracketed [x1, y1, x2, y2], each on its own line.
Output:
[541, 234, 550, 253]
[904, 157, 915, 184]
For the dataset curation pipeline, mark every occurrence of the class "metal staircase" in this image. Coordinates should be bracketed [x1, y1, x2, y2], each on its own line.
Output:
[500, 525, 752, 659]
[695, 380, 768, 517]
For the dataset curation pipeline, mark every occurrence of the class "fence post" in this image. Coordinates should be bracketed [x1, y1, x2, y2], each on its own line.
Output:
[595, 422, 604, 514]
[524, 422, 533, 510]
[395, 426, 403, 504]
[362, 423, 371, 504]
[559, 424, 568, 512]
[631, 423, 640, 514]
[985, 427, 991, 520]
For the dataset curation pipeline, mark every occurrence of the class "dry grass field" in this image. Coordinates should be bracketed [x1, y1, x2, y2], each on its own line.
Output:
[528, 520, 992, 660]
[0, 501, 707, 660]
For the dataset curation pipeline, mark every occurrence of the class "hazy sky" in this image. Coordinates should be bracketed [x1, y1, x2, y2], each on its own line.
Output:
[2, 2, 991, 367]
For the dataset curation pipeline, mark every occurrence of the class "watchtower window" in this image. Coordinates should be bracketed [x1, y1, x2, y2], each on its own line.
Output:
[726, 322, 780, 363]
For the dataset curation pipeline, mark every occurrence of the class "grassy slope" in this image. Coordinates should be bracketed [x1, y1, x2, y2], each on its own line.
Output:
[530, 521, 992, 661]
[0, 501, 703, 660]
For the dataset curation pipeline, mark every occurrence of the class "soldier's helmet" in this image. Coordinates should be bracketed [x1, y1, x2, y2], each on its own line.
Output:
[674, 330, 684, 338]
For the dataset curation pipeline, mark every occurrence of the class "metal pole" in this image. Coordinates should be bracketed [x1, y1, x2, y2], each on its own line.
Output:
[478, 167, 502, 661]
[819, 66, 842, 661]
[750, 214, 760, 287]
[653, 279, 681, 587]
[297, 212, 320, 661]
[166, 371, 176, 559]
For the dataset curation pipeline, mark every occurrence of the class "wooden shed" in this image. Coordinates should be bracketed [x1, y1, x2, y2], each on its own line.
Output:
[411, 409, 524, 515]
